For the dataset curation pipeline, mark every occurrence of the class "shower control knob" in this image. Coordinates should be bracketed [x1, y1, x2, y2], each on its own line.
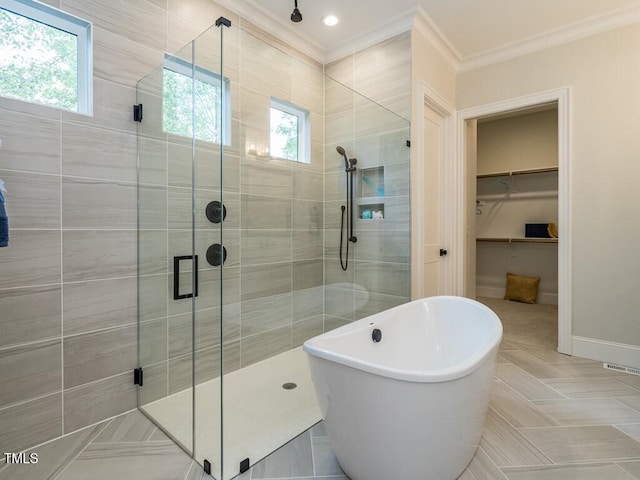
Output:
[206, 244, 227, 267]
[205, 201, 227, 224]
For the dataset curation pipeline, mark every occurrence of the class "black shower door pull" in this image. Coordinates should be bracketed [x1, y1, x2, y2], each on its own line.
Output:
[173, 255, 198, 300]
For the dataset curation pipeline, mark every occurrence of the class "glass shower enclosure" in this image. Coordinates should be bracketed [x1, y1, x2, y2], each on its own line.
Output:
[136, 12, 411, 480]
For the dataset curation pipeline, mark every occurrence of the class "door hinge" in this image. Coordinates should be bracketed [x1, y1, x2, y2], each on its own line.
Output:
[203, 459, 212, 475]
[240, 458, 250, 474]
[133, 367, 144, 386]
[406, 140, 411, 147]
[133, 104, 143, 122]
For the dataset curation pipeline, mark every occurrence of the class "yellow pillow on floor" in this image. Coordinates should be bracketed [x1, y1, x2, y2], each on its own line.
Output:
[504, 272, 540, 304]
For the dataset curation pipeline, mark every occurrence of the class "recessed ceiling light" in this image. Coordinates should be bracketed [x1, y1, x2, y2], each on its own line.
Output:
[322, 15, 339, 26]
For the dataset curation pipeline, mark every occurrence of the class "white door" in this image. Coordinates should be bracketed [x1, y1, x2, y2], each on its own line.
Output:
[422, 105, 445, 297]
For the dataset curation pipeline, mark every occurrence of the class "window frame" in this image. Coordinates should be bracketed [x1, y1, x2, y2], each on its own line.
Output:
[0, 0, 93, 114]
[270, 97, 310, 164]
[162, 53, 231, 145]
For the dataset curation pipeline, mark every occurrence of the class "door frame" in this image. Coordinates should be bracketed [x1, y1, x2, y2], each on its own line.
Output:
[411, 81, 456, 299]
[455, 86, 572, 354]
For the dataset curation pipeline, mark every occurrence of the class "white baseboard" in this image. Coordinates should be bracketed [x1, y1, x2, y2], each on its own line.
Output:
[476, 286, 558, 305]
[572, 336, 640, 369]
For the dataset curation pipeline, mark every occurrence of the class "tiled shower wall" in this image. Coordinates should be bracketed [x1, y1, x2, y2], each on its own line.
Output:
[0, 0, 246, 455]
[323, 33, 412, 328]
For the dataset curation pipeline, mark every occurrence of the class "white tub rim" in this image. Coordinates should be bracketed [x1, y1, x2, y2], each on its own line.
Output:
[303, 296, 502, 383]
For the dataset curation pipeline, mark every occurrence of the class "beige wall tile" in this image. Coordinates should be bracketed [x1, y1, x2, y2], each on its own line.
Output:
[0, 285, 61, 348]
[0, 170, 60, 229]
[62, 178, 137, 229]
[0, 231, 61, 289]
[0, 393, 62, 453]
[241, 263, 292, 302]
[241, 194, 291, 230]
[92, 27, 163, 87]
[63, 372, 136, 433]
[63, 230, 136, 282]
[0, 339, 62, 408]
[241, 229, 292, 266]
[62, 124, 137, 183]
[241, 293, 292, 337]
[0, 109, 60, 174]
[63, 277, 137, 336]
[64, 0, 167, 51]
[63, 324, 137, 389]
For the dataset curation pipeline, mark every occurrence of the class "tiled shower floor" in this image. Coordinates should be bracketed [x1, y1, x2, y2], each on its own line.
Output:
[2, 299, 640, 480]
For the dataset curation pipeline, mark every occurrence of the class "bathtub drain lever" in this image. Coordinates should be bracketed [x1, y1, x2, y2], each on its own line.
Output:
[372, 328, 382, 343]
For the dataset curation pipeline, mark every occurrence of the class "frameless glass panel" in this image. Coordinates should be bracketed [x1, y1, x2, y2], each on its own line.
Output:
[324, 76, 411, 323]
[218, 25, 324, 480]
[136, 40, 195, 457]
[191, 21, 225, 480]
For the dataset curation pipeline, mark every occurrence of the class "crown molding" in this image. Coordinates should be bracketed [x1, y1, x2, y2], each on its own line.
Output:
[323, 8, 416, 64]
[459, 3, 640, 72]
[214, 0, 326, 63]
[413, 6, 461, 70]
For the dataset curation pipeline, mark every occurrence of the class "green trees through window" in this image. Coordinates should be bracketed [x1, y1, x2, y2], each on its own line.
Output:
[162, 55, 229, 144]
[0, 8, 78, 110]
[270, 107, 299, 161]
[0, 0, 91, 113]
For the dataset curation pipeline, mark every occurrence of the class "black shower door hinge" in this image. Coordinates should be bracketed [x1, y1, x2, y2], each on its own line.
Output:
[240, 458, 250, 474]
[133, 104, 143, 122]
[203, 459, 212, 475]
[133, 367, 144, 386]
[406, 140, 411, 147]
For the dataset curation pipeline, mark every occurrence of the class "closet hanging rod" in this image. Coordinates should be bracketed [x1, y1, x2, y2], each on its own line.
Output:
[477, 166, 558, 179]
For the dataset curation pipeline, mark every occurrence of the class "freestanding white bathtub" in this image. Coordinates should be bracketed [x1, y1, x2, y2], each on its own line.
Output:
[303, 296, 502, 480]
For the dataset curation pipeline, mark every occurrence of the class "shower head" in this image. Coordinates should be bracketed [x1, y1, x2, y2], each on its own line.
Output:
[290, 0, 302, 22]
[336, 145, 349, 171]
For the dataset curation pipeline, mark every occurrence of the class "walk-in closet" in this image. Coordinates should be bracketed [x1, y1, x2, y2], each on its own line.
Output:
[474, 105, 559, 349]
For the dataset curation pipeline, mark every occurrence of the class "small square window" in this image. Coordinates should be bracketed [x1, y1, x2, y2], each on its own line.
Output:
[0, 0, 92, 114]
[163, 54, 231, 145]
[270, 98, 310, 163]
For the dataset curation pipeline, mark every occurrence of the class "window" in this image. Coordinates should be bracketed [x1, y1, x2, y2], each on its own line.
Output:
[163, 54, 231, 145]
[270, 98, 309, 163]
[0, 0, 92, 113]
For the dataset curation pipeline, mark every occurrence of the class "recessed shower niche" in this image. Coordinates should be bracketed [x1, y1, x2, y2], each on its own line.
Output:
[358, 166, 385, 219]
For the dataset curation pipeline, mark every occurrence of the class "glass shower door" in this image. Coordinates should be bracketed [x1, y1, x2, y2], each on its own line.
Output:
[136, 25, 225, 476]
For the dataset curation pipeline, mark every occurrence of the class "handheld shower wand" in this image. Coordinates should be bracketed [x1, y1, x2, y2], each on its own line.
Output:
[337, 146, 357, 271]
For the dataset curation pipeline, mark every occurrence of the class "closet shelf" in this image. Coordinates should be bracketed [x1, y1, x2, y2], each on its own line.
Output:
[477, 166, 558, 178]
[477, 237, 558, 244]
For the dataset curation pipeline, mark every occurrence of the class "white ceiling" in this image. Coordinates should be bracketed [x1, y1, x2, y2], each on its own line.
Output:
[217, 0, 640, 68]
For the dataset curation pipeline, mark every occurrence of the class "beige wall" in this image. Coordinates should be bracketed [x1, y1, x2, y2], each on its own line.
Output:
[458, 22, 640, 349]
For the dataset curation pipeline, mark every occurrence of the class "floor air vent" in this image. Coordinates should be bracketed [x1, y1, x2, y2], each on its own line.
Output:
[603, 362, 640, 376]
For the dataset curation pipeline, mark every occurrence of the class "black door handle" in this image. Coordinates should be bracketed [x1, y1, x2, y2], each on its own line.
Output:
[173, 255, 198, 300]
[439, 249, 448, 257]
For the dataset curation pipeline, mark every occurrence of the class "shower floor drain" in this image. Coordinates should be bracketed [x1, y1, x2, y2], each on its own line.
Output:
[282, 382, 297, 390]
